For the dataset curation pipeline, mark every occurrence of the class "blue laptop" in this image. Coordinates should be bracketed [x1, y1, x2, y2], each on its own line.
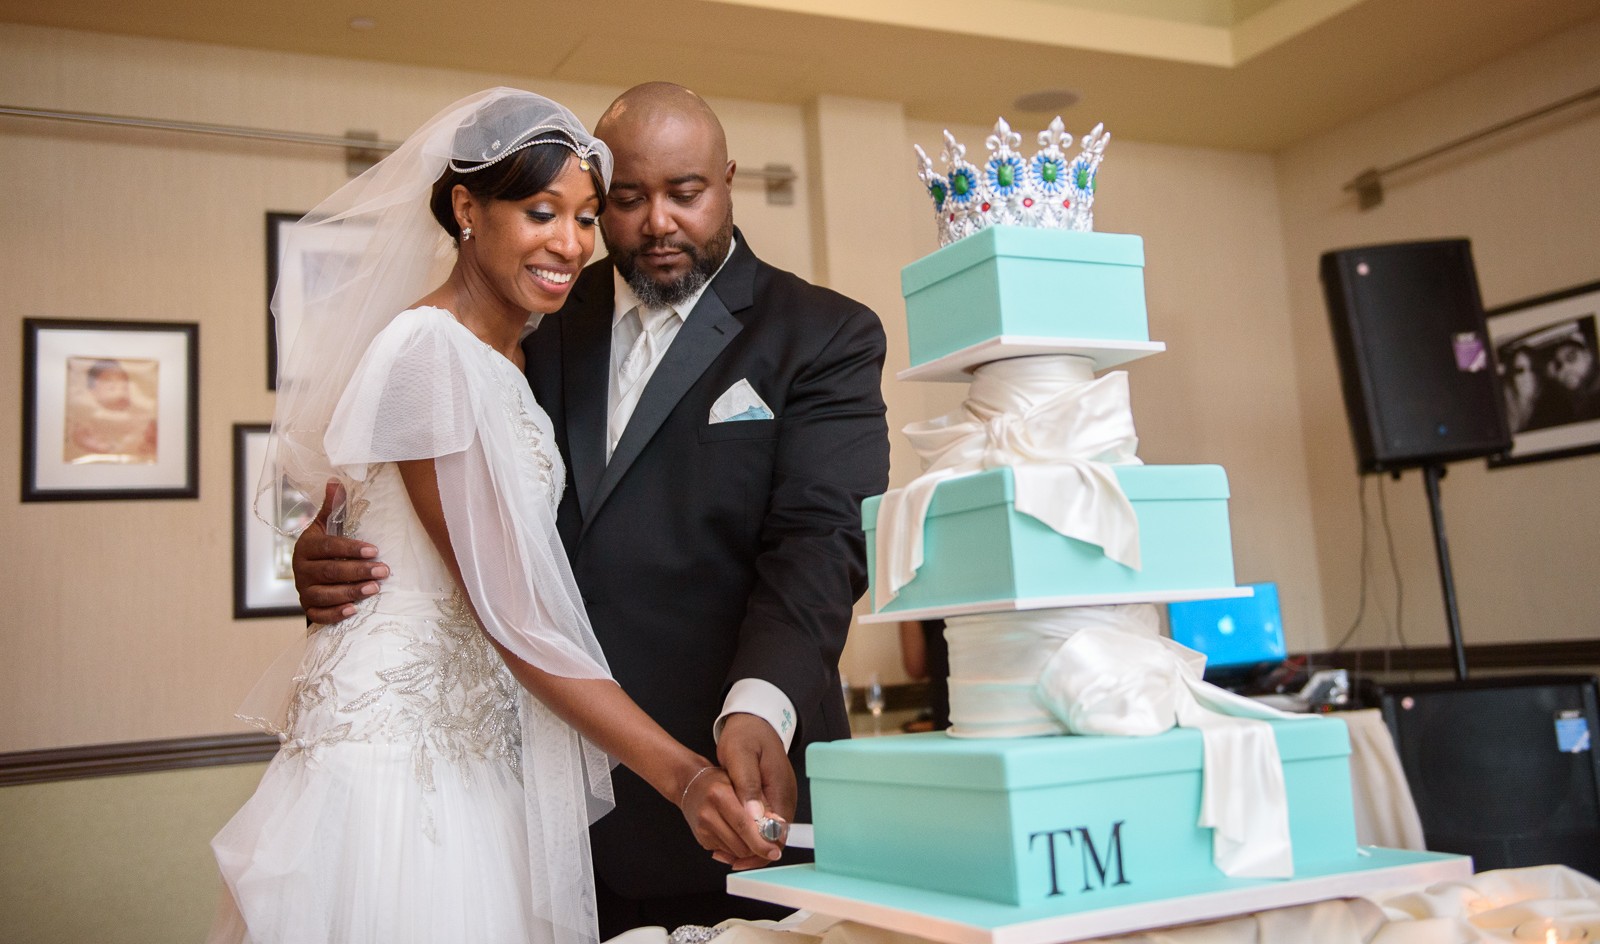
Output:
[1166, 582, 1288, 687]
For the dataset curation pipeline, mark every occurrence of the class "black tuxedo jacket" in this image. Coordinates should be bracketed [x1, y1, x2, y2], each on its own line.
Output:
[523, 232, 890, 899]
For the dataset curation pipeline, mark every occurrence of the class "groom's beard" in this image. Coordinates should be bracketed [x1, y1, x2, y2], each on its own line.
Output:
[611, 215, 734, 310]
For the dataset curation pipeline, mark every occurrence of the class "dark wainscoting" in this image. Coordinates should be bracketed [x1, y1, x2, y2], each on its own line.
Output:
[0, 733, 279, 787]
[1310, 638, 1600, 674]
[7, 637, 1595, 787]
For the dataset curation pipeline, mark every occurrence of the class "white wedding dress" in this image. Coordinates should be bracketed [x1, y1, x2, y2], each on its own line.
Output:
[210, 307, 610, 944]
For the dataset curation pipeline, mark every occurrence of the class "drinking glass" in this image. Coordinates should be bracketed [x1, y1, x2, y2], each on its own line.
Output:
[866, 672, 886, 736]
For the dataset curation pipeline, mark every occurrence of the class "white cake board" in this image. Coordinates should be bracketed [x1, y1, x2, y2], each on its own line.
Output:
[858, 586, 1253, 624]
[729, 848, 1471, 944]
[899, 337, 1167, 383]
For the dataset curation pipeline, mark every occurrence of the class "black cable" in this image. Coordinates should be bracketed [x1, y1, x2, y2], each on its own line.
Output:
[1331, 475, 1372, 653]
[1375, 473, 1410, 679]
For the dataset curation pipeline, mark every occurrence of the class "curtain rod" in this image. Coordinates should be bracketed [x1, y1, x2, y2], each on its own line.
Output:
[0, 103, 406, 151]
[1344, 83, 1600, 210]
[0, 103, 800, 189]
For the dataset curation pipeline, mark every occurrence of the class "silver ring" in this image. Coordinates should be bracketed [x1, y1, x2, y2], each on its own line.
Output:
[757, 815, 788, 843]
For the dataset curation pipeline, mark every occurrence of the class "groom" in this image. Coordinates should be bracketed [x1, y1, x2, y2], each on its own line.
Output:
[295, 82, 890, 934]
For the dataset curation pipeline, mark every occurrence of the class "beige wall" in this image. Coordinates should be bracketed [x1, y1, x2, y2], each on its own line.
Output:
[0, 763, 267, 944]
[5, 15, 1600, 944]
[5, 16, 1598, 754]
[1275, 18, 1600, 653]
[0, 24, 815, 752]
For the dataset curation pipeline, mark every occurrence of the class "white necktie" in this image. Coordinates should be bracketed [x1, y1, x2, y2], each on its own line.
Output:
[609, 306, 669, 460]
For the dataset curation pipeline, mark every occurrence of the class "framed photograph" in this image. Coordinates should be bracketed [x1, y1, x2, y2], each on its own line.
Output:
[22, 318, 199, 501]
[265, 211, 299, 390]
[1486, 280, 1600, 468]
[267, 211, 371, 389]
[233, 423, 312, 618]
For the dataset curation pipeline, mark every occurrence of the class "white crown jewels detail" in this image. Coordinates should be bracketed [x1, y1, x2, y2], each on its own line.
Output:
[915, 118, 1110, 246]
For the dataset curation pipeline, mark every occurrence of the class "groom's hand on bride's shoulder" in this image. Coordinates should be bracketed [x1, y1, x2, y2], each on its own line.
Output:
[293, 481, 390, 624]
[717, 712, 797, 869]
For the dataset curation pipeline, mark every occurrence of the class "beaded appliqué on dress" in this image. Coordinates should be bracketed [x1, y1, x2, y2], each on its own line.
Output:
[339, 494, 372, 539]
[276, 591, 520, 790]
[487, 358, 561, 508]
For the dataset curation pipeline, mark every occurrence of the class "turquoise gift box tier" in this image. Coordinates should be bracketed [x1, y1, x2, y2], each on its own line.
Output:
[807, 718, 1359, 908]
[862, 465, 1235, 615]
[901, 227, 1148, 370]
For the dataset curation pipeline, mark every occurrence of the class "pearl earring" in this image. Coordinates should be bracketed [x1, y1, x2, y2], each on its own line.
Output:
[460, 227, 473, 242]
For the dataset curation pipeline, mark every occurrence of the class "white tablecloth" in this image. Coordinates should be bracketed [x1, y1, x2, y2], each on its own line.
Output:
[1342, 708, 1427, 851]
[617, 866, 1600, 944]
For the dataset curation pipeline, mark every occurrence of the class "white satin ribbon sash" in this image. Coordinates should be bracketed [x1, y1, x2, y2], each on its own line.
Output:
[873, 355, 1143, 609]
[946, 607, 1305, 879]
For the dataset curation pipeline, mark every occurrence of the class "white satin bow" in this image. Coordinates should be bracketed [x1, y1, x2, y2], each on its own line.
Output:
[873, 355, 1142, 609]
[946, 606, 1305, 879]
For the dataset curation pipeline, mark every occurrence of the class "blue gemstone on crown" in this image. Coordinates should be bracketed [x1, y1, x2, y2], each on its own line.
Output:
[915, 116, 1111, 246]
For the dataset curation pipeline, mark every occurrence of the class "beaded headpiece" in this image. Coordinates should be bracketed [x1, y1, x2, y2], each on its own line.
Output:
[915, 118, 1110, 246]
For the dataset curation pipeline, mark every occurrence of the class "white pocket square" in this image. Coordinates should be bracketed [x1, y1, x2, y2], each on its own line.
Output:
[709, 379, 774, 423]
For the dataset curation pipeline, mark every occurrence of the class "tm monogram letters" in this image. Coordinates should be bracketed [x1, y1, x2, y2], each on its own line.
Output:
[1028, 821, 1131, 897]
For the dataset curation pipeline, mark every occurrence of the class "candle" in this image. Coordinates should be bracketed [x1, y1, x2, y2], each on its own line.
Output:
[1511, 919, 1588, 944]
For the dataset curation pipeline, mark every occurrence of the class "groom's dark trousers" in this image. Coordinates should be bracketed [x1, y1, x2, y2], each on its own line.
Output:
[524, 230, 890, 936]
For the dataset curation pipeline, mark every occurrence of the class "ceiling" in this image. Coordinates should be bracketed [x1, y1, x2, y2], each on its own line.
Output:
[2, 0, 1596, 151]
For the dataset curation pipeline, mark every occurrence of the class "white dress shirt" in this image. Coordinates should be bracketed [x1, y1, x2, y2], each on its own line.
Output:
[606, 242, 798, 751]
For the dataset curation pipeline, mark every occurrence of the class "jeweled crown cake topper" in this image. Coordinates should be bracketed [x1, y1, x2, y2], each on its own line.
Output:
[915, 117, 1110, 246]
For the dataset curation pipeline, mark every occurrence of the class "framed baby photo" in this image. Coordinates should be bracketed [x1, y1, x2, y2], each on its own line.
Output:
[233, 423, 311, 618]
[1486, 279, 1600, 468]
[22, 318, 199, 502]
[266, 211, 372, 390]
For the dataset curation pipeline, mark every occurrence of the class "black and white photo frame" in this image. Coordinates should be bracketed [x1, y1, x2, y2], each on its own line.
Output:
[1487, 280, 1600, 468]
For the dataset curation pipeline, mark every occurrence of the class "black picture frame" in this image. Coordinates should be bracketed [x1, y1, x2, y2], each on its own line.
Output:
[266, 210, 374, 390]
[232, 423, 308, 618]
[22, 318, 199, 501]
[1486, 280, 1600, 468]
[265, 211, 300, 391]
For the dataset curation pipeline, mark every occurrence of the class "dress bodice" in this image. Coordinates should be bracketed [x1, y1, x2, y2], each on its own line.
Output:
[338, 312, 565, 595]
[275, 310, 570, 785]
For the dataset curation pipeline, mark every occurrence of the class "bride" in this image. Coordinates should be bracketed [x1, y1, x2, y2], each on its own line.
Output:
[209, 89, 776, 944]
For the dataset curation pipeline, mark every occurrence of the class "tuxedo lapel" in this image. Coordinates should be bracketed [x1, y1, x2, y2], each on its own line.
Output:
[561, 269, 614, 520]
[583, 239, 757, 535]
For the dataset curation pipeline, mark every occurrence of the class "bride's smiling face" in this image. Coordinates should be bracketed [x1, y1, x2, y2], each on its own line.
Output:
[458, 156, 600, 314]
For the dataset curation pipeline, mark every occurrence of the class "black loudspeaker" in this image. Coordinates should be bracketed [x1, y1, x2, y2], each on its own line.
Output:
[1375, 674, 1600, 878]
[1320, 240, 1511, 473]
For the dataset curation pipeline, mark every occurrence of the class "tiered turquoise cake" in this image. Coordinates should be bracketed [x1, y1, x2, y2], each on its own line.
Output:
[861, 148, 1239, 617]
[730, 119, 1469, 942]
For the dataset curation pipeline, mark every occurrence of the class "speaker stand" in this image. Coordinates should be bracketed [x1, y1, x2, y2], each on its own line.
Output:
[1420, 463, 1469, 681]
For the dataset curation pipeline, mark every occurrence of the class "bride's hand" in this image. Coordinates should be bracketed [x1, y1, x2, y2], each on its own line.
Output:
[680, 766, 783, 869]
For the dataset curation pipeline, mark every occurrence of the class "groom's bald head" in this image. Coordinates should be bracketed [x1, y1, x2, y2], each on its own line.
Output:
[595, 82, 736, 309]
[596, 81, 729, 166]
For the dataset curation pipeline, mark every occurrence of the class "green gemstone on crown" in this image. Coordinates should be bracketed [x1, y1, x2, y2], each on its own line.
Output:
[931, 183, 947, 203]
[953, 173, 970, 196]
[997, 165, 1015, 188]
[1041, 163, 1058, 183]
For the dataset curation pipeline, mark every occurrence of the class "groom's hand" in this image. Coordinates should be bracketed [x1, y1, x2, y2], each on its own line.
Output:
[293, 481, 389, 624]
[717, 712, 797, 869]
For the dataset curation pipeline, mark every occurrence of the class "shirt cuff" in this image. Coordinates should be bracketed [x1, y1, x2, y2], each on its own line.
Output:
[713, 678, 798, 752]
